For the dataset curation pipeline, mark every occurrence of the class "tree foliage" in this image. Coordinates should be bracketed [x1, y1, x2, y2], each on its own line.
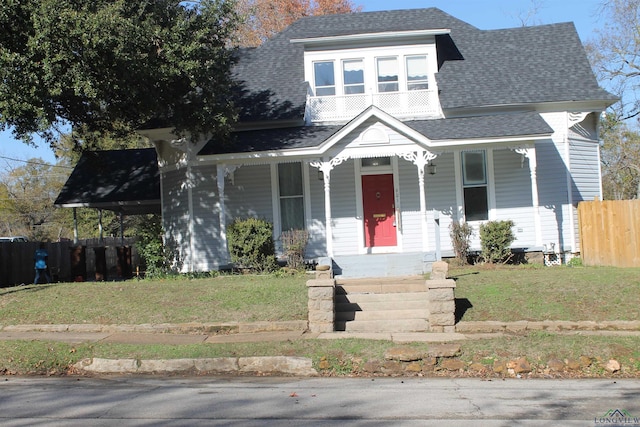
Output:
[600, 115, 640, 199]
[587, 0, 640, 122]
[55, 128, 152, 165]
[0, 159, 67, 240]
[586, 1, 640, 200]
[0, 0, 240, 147]
[235, 0, 362, 47]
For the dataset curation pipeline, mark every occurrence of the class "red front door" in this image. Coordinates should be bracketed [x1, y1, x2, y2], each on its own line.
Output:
[362, 174, 397, 247]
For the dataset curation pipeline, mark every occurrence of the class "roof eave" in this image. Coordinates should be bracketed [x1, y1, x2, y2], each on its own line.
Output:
[290, 29, 451, 46]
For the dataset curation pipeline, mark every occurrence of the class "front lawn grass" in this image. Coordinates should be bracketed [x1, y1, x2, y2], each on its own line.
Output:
[2, 265, 638, 325]
[451, 265, 640, 322]
[0, 274, 308, 325]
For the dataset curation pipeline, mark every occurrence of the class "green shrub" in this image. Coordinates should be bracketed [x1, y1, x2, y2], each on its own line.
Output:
[567, 256, 583, 267]
[281, 229, 310, 271]
[136, 215, 177, 278]
[479, 220, 515, 263]
[227, 218, 277, 273]
[449, 220, 473, 264]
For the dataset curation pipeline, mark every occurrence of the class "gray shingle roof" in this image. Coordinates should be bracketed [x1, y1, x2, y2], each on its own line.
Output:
[232, 8, 477, 122]
[199, 126, 341, 155]
[55, 148, 160, 215]
[200, 112, 552, 156]
[436, 23, 618, 110]
[232, 8, 616, 122]
[405, 112, 553, 140]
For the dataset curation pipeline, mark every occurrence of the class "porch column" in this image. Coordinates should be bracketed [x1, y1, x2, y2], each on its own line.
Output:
[516, 147, 542, 246]
[98, 208, 104, 245]
[322, 170, 334, 257]
[400, 150, 437, 252]
[73, 207, 79, 245]
[311, 156, 349, 258]
[216, 165, 229, 264]
[119, 211, 124, 247]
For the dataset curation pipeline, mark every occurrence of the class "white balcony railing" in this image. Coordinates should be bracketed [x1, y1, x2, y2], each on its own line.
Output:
[305, 89, 440, 123]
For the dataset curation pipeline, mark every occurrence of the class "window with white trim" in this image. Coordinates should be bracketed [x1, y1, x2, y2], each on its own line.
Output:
[313, 61, 335, 96]
[278, 162, 305, 231]
[462, 151, 488, 221]
[406, 55, 428, 90]
[343, 59, 365, 94]
[376, 57, 399, 92]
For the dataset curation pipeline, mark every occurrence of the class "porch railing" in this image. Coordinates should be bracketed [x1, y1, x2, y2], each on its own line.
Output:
[305, 89, 441, 123]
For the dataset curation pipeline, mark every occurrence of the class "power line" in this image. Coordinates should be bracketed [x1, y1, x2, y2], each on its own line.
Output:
[0, 155, 73, 169]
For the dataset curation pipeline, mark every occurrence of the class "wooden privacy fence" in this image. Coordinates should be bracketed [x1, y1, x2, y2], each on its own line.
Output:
[578, 199, 640, 268]
[0, 238, 140, 287]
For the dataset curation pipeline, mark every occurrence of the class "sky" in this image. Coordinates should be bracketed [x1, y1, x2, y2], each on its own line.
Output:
[0, 0, 607, 170]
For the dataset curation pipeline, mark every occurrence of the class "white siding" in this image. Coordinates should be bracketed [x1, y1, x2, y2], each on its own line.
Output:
[538, 112, 573, 251]
[330, 160, 359, 255]
[161, 169, 191, 271]
[397, 157, 422, 252]
[569, 112, 598, 141]
[306, 162, 327, 258]
[224, 164, 273, 221]
[569, 131, 601, 252]
[190, 165, 225, 271]
[425, 152, 457, 254]
[570, 140, 601, 203]
[493, 148, 536, 248]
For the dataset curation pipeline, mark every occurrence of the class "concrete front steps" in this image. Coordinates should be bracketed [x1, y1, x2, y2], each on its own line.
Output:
[334, 276, 430, 333]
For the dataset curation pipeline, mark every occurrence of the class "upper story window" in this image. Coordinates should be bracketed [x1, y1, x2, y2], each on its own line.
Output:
[462, 151, 488, 221]
[343, 59, 365, 94]
[406, 55, 428, 90]
[377, 57, 399, 93]
[314, 61, 335, 96]
[299, 36, 442, 121]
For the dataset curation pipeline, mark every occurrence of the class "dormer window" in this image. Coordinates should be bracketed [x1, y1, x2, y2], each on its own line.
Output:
[343, 59, 365, 94]
[406, 55, 428, 90]
[314, 61, 335, 96]
[302, 41, 442, 122]
[377, 57, 399, 93]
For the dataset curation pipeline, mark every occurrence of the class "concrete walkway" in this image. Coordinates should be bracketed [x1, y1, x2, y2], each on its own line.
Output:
[0, 323, 466, 345]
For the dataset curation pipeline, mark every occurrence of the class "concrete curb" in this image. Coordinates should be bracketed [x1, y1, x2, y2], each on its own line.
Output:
[456, 320, 640, 333]
[73, 356, 318, 376]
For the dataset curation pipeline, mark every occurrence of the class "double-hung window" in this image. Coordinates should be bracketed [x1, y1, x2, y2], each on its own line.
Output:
[376, 57, 399, 92]
[462, 151, 488, 221]
[314, 61, 335, 96]
[278, 163, 305, 231]
[406, 55, 428, 90]
[343, 59, 365, 94]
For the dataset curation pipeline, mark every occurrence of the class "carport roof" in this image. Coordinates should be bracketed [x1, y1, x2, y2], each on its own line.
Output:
[55, 148, 161, 215]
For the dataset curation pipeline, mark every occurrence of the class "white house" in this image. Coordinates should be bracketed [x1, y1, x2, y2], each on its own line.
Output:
[137, 8, 616, 277]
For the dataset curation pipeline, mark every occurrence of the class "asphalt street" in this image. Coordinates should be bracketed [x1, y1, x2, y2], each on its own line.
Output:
[1, 377, 639, 426]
